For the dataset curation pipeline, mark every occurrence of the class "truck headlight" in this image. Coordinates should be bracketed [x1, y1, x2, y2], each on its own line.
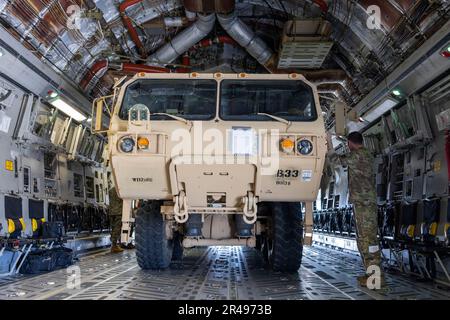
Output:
[119, 137, 135, 153]
[297, 139, 313, 155]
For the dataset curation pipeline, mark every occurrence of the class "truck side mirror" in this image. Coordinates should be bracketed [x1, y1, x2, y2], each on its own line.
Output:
[95, 98, 103, 132]
[91, 96, 112, 133]
[334, 101, 348, 136]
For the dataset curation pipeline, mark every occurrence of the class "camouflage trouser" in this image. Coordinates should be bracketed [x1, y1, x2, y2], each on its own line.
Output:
[353, 200, 382, 276]
[110, 215, 122, 245]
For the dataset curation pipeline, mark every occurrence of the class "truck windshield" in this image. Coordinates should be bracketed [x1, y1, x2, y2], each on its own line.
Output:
[219, 80, 317, 122]
[119, 79, 217, 120]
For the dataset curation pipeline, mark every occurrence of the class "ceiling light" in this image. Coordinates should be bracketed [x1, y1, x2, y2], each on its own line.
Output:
[0, 48, 4, 57]
[50, 98, 87, 122]
[47, 90, 59, 98]
[392, 89, 402, 96]
[363, 97, 398, 123]
[440, 43, 450, 58]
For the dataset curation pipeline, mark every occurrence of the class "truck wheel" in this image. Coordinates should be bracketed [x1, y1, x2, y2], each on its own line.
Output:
[135, 201, 173, 269]
[171, 232, 184, 261]
[269, 202, 304, 273]
[261, 235, 270, 262]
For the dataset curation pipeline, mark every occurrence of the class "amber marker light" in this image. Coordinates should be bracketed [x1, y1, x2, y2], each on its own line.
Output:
[280, 138, 295, 154]
[137, 137, 150, 150]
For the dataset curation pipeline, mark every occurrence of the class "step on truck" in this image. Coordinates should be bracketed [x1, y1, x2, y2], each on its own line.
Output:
[93, 72, 327, 272]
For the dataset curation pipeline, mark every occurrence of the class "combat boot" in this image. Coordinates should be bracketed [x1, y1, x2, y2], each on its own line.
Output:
[357, 275, 369, 287]
[375, 276, 390, 293]
[121, 243, 135, 249]
[111, 244, 124, 253]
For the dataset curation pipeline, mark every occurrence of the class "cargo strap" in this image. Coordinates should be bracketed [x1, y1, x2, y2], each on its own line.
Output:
[304, 202, 313, 246]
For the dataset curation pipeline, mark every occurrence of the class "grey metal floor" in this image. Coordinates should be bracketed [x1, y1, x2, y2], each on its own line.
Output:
[0, 245, 449, 300]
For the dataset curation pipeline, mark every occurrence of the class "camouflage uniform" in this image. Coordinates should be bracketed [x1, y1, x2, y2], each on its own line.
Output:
[109, 186, 123, 245]
[331, 147, 382, 275]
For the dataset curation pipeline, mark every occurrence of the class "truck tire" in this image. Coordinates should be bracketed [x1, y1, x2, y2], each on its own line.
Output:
[269, 202, 304, 273]
[171, 232, 184, 261]
[135, 201, 173, 269]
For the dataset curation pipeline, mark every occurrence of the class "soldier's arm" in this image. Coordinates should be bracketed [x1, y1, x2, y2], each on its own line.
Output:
[326, 133, 346, 166]
[326, 133, 336, 160]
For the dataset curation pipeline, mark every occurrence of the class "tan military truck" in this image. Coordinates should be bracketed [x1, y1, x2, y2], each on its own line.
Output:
[93, 72, 327, 272]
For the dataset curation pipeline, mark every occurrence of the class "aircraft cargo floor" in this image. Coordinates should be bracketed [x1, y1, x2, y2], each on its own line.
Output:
[0, 245, 449, 300]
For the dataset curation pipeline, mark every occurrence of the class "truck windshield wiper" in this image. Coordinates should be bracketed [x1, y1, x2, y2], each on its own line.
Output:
[256, 113, 291, 126]
[152, 112, 191, 125]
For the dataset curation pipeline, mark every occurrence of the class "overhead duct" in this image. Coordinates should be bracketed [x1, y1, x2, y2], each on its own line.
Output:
[163, 17, 189, 28]
[190, 35, 237, 49]
[116, 63, 169, 74]
[80, 13, 218, 92]
[80, 60, 109, 91]
[317, 83, 348, 103]
[119, 0, 189, 58]
[185, 9, 197, 21]
[302, 69, 350, 84]
[313, 0, 329, 13]
[301, 69, 357, 96]
[183, 0, 235, 14]
[217, 12, 275, 71]
[119, 0, 148, 58]
[80, 60, 169, 91]
[148, 14, 216, 64]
